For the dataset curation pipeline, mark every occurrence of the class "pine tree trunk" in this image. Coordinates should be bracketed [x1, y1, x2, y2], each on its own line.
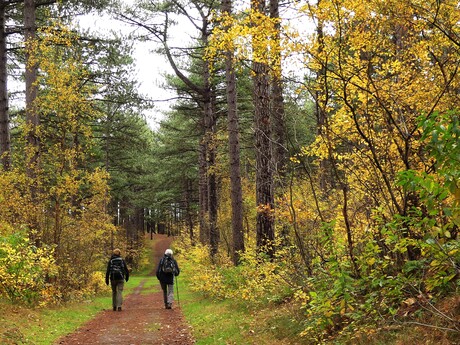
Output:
[198, 139, 209, 244]
[0, 2, 9, 170]
[152, 6, 219, 255]
[269, 0, 286, 181]
[204, 94, 219, 257]
[252, 0, 274, 257]
[223, 0, 245, 265]
[25, 0, 38, 158]
[185, 178, 195, 244]
[25, 0, 40, 244]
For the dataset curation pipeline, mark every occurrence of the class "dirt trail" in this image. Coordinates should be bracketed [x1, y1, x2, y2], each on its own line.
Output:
[56, 234, 195, 345]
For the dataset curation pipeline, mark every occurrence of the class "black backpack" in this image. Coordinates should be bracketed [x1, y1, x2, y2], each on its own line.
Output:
[161, 256, 176, 274]
[110, 256, 125, 280]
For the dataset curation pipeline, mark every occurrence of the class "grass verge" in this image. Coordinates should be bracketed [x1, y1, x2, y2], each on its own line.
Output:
[0, 295, 111, 345]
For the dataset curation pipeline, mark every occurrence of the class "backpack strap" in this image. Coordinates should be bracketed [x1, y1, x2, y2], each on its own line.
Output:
[111, 256, 124, 266]
[110, 257, 125, 279]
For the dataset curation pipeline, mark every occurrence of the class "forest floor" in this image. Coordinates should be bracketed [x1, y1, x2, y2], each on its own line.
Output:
[55, 234, 195, 345]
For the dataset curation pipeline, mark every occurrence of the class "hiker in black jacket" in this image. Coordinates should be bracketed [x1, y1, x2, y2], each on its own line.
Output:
[156, 248, 180, 309]
[105, 248, 129, 311]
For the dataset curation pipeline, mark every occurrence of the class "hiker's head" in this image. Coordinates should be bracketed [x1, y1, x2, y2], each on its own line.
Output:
[165, 249, 173, 257]
[113, 248, 121, 256]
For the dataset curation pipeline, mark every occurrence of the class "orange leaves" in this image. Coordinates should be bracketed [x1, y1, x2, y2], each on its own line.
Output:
[256, 203, 274, 217]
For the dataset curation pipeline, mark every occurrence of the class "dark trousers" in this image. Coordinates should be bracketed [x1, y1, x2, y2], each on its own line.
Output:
[160, 281, 174, 305]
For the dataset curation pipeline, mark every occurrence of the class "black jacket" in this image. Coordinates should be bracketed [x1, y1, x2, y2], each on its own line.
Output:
[105, 254, 129, 284]
[156, 255, 180, 285]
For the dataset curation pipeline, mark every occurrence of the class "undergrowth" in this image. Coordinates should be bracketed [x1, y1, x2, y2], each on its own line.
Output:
[175, 235, 460, 344]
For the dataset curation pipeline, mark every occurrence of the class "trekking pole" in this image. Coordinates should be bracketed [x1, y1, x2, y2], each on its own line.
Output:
[175, 275, 180, 308]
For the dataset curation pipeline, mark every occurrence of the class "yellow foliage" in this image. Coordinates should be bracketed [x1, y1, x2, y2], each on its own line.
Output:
[291, 0, 460, 239]
[178, 233, 294, 306]
[0, 21, 115, 304]
[206, 8, 284, 77]
[0, 234, 58, 305]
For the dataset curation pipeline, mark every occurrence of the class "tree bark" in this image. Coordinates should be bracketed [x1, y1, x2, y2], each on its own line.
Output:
[185, 178, 195, 244]
[223, 0, 245, 265]
[24, 0, 40, 244]
[25, 0, 38, 154]
[0, 2, 9, 170]
[252, 0, 274, 257]
[204, 92, 219, 257]
[198, 138, 209, 244]
[269, 0, 286, 181]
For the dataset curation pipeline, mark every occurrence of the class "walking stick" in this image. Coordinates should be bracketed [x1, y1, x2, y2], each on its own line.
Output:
[175, 275, 180, 308]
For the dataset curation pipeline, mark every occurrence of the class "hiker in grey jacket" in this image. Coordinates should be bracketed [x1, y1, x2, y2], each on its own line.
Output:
[156, 249, 180, 309]
[105, 249, 129, 311]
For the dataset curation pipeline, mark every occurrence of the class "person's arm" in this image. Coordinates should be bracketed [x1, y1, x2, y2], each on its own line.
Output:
[123, 259, 129, 282]
[156, 258, 162, 279]
[105, 260, 110, 285]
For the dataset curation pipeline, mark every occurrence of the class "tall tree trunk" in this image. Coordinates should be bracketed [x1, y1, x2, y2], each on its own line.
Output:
[252, 0, 274, 257]
[269, 0, 286, 181]
[223, 0, 245, 265]
[198, 139, 209, 244]
[185, 178, 195, 244]
[269, 0, 288, 246]
[0, 2, 9, 170]
[24, 0, 40, 243]
[153, 12, 218, 254]
[25, 0, 38, 157]
[200, 19, 219, 257]
[205, 92, 219, 257]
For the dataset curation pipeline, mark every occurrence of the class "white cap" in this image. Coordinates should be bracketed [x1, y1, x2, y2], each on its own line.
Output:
[165, 249, 173, 256]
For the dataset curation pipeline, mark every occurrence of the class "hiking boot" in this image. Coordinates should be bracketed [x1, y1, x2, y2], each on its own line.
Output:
[166, 303, 172, 309]
[113, 307, 116, 311]
[117, 307, 122, 311]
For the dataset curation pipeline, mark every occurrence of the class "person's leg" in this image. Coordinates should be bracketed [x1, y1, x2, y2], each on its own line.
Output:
[116, 280, 124, 310]
[111, 280, 117, 310]
[166, 284, 174, 308]
[160, 281, 168, 308]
